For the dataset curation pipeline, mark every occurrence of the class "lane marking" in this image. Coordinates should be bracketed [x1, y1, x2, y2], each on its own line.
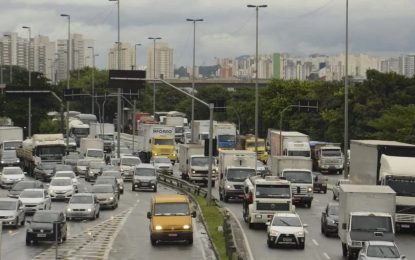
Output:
[312, 239, 319, 246]
[9, 231, 19, 236]
[323, 252, 331, 259]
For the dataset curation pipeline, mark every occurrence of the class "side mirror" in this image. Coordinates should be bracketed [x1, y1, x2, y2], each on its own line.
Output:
[303, 224, 308, 228]
[147, 212, 152, 219]
[401, 255, 406, 259]
[342, 223, 347, 230]
[18, 206, 24, 210]
[26, 220, 31, 224]
[191, 211, 196, 218]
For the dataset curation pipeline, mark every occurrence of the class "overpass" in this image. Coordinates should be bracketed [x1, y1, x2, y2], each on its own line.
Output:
[149, 78, 271, 88]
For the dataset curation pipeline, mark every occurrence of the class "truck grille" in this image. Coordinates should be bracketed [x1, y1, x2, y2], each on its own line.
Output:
[291, 186, 307, 195]
[234, 185, 243, 190]
[396, 214, 415, 223]
[159, 149, 172, 154]
[323, 159, 341, 165]
[396, 205, 415, 214]
[194, 171, 208, 175]
[256, 202, 290, 211]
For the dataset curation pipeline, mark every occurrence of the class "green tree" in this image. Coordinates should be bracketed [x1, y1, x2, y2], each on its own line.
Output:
[39, 119, 61, 134]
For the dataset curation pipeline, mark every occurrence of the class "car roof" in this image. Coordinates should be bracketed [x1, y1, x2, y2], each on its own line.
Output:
[366, 241, 396, 247]
[135, 163, 155, 169]
[21, 188, 44, 192]
[273, 212, 299, 218]
[153, 195, 188, 203]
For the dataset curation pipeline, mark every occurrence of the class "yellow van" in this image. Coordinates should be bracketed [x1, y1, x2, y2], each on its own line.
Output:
[147, 194, 196, 246]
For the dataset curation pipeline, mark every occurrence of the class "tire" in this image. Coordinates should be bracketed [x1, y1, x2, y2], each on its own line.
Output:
[96, 212, 100, 218]
[154, 187, 157, 192]
[151, 237, 157, 246]
[211, 181, 215, 187]
[342, 243, 348, 257]
[321, 224, 324, 234]
[26, 237, 31, 245]
[219, 190, 223, 201]
[324, 189, 327, 194]
[14, 218, 19, 229]
[224, 195, 229, 203]
[248, 221, 254, 229]
[21, 216, 26, 226]
[299, 243, 305, 250]
[188, 238, 193, 245]
[267, 238, 273, 248]
[333, 193, 337, 200]
[92, 211, 96, 220]
[132, 186, 135, 191]
[63, 233, 67, 241]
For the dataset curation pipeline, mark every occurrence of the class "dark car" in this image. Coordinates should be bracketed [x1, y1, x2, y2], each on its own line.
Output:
[0, 150, 20, 167]
[91, 184, 119, 209]
[34, 163, 56, 182]
[312, 172, 328, 194]
[26, 210, 67, 245]
[95, 176, 120, 199]
[321, 202, 339, 236]
[86, 161, 107, 182]
[53, 164, 73, 176]
[8, 180, 45, 199]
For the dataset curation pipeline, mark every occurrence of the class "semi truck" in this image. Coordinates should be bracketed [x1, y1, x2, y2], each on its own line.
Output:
[214, 122, 237, 150]
[270, 156, 314, 207]
[339, 184, 395, 259]
[218, 150, 256, 202]
[242, 175, 293, 228]
[68, 118, 90, 147]
[137, 124, 176, 163]
[16, 134, 66, 175]
[310, 141, 344, 174]
[178, 144, 217, 186]
[266, 129, 311, 158]
[80, 138, 104, 161]
[349, 139, 415, 231]
[96, 123, 115, 152]
[0, 126, 24, 156]
[236, 135, 268, 163]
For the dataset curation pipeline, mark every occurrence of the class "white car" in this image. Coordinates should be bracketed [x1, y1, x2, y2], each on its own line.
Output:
[55, 171, 78, 191]
[19, 188, 51, 215]
[150, 156, 173, 175]
[0, 167, 25, 189]
[120, 156, 141, 181]
[267, 212, 307, 249]
[48, 177, 75, 201]
[358, 241, 406, 260]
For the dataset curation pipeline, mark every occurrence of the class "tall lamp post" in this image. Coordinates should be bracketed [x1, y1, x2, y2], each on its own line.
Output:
[148, 37, 161, 118]
[109, 0, 121, 159]
[60, 14, 71, 147]
[134, 43, 141, 70]
[88, 46, 96, 114]
[186, 18, 203, 143]
[247, 4, 267, 168]
[22, 26, 32, 138]
[344, 0, 349, 179]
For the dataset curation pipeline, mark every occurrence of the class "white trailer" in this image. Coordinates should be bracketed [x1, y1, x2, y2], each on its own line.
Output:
[96, 123, 115, 152]
[339, 185, 395, 259]
[80, 138, 104, 161]
[266, 129, 311, 158]
[0, 126, 24, 155]
[192, 120, 211, 145]
[214, 122, 237, 150]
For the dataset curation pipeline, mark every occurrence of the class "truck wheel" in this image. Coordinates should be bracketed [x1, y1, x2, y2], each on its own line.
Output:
[333, 193, 337, 200]
[299, 242, 305, 249]
[211, 181, 215, 187]
[219, 192, 223, 201]
[342, 243, 347, 257]
[224, 195, 229, 203]
[267, 237, 273, 248]
[248, 221, 254, 229]
[323, 189, 327, 194]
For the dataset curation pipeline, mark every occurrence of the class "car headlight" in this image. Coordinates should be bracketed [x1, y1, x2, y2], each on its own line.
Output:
[0, 161, 4, 164]
[307, 187, 313, 193]
[67, 208, 72, 212]
[87, 208, 92, 212]
[183, 225, 190, 230]
[329, 219, 336, 225]
[269, 230, 279, 237]
[192, 170, 196, 174]
[155, 225, 162, 230]
[351, 241, 362, 247]
[109, 197, 114, 201]
[296, 230, 305, 237]
[226, 185, 232, 189]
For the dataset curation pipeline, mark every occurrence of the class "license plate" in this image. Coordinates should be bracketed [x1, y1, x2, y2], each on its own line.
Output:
[37, 233, 47, 237]
[401, 224, 410, 228]
[283, 238, 292, 242]
[141, 183, 148, 186]
[168, 233, 178, 237]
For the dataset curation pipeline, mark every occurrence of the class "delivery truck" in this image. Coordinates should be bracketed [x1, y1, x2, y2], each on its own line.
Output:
[137, 124, 176, 163]
[266, 129, 311, 159]
[80, 138, 104, 161]
[0, 126, 24, 156]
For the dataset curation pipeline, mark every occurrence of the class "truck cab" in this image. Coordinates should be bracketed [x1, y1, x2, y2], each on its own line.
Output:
[219, 166, 256, 202]
[314, 144, 344, 174]
[280, 168, 313, 207]
[151, 136, 176, 162]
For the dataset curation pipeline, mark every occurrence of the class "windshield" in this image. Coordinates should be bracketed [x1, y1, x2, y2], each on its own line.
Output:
[227, 168, 255, 182]
[351, 216, 393, 232]
[2, 168, 22, 175]
[367, 245, 400, 258]
[92, 185, 113, 193]
[321, 149, 341, 157]
[283, 171, 312, 183]
[51, 179, 72, 186]
[70, 196, 93, 204]
[77, 160, 90, 166]
[155, 157, 171, 164]
[72, 128, 89, 135]
[87, 150, 104, 158]
[3, 141, 22, 151]
[20, 190, 43, 198]
[218, 135, 235, 142]
[154, 139, 174, 146]
[56, 172, 75, 179]
[121, 158, 141, 166]
[12, 182, 39, 191]
[36, 146, 65, 160]
[33, 212, 59, 222]
[256, 185, 291, 198]
[2, 151, 17, 159]
[246, 141, 265, 148]
[191, 157, 213, 167]
[102, 171, 121, 178]
[154, 202, 189, 216]
[386, 178, 415, 197]
[175, 127, 184, 134]
[272, 216, 302, 227]
[287, 150, 311, 157]
[134, 168, 155, 176]
[90, 162, 106, 168]
[328, 205, 340, 215]
[99, 135, 114, 141]
[0, 201, 17, 210]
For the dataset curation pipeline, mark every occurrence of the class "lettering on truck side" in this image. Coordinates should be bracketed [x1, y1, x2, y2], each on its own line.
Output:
[152, 129, 173, 134]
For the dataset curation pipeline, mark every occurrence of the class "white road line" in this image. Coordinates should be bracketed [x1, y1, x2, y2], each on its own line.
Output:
[323, 252, 331, 259]
[9, 231, 19, 236]
[312, 239, 319, 246]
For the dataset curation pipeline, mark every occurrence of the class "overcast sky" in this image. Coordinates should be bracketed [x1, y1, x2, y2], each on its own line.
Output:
[1, 0, 415, 68]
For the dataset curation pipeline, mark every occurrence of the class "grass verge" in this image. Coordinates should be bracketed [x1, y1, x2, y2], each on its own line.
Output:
[196, 196, 226, 260]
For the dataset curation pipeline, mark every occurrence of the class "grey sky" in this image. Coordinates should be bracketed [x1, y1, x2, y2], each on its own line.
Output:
[1, 0, 414, 68]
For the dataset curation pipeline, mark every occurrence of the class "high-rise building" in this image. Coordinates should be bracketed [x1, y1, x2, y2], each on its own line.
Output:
[146, 43, 174, 79]
[107, 42, 134, 70]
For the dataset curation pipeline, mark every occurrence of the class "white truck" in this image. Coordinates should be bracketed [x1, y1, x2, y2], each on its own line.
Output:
[178, 144, 218, 186]
[137, 124, 176, 163]
[165, 116, 185, 143]
[311, 142, 344, 174]
[242, 175, 293, 228]
[0, 126, 24, 156]
[80, 138, 104, 161]
[68, 118, 90, 147]
[192, 120, 212, 145]
[214, 122, 237, 150]
[339, 184, 396, 260]
[350, 140, 415, 231]
[96, 123, 115, 152]
[16, 134, 66, 176]
[270, 156, 314, 207]
[218, 150, 256, 202]
[266, 129, 311, 158]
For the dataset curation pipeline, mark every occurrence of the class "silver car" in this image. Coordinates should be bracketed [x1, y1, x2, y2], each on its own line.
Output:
[19, 189, 52, 215]
[92, 184, 118, 209]
[357, 241, 406, 260]
[150, 156, 173, 175]
[0, 167, 25, 189]
[0, 198, 25, 228]
[132, 164, 157, 192]
[76, 159, 90, 177]
[66, 193, 100, 220]
[101, 170, 124, 194]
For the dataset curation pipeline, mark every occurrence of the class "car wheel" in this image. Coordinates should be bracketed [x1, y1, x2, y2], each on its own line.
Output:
[21, 216, 26, 226]
[248, 219, 254, 229]
[219, 190, 223, 201]
[154, 187, 157, 192]
[63, 232, 67, 241]
[323, 189, 327, 194]
[150, 236, 157, 246]
[92, 212, 96, 220]
[224, 195, 229, 203]
[299, 242, 305, 250]
[342, 243, 348, 257]
[188, 238, 193, 245]
[333, 193, 337, 200]
[26, 237, 31, 245]
[267, 238, 273, 248]
[14, 218, 19, 229]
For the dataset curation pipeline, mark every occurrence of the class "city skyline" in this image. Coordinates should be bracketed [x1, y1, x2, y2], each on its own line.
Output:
[1, 0, 415, 69]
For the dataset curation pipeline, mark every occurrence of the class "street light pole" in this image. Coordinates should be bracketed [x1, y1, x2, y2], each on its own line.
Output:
[88, 46, 95, 114]
[134, 43, 141, 70]
[247, 4, 267, 168]
[60, 14, 71, 148]
[22, 26, 32, 137]
[148, 37, 162, 118]
[186, 18, 203, 143]
[344, 0, 349, 179]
